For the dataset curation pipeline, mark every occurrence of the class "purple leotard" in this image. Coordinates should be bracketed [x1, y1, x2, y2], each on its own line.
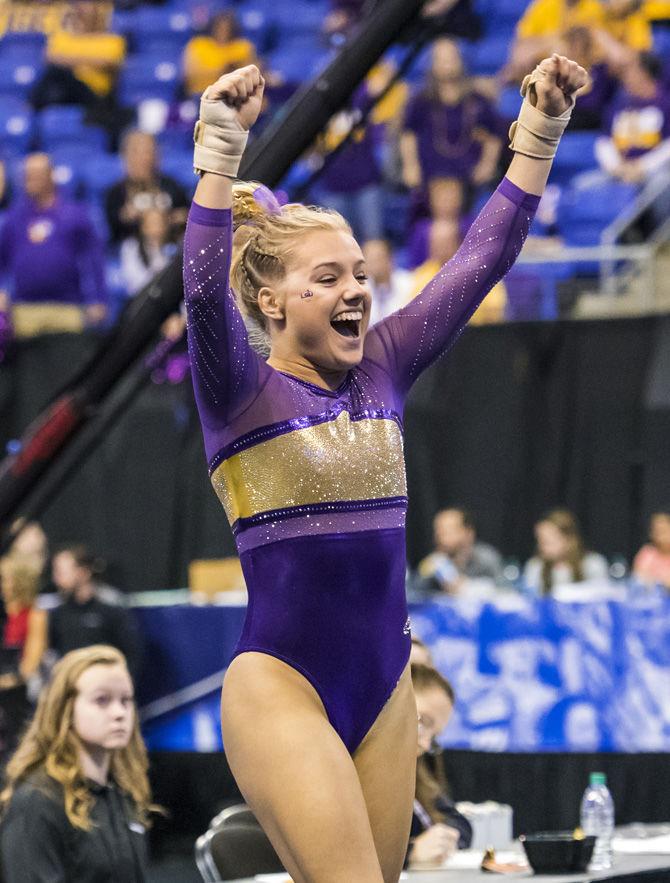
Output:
[184, 178, 539, 754]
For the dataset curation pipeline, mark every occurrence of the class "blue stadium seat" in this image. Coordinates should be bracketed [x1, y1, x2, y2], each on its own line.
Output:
[462, 37, 510, 76]
[270, 0, 328, 36]
[37, 106, 108, 151]
[237, 4, 278, 53]
[157, 127, 192, 154]
[557, 180, 637, 246]
[549, 131, 599, 185]
[497, 85, 522, 121]
[160, 150, 197, 194]
[268, 36, 323, 82]
[123, 7, 193, 54]
[0, 57, 42, 100]
[0, 31, 46, 61]
[118, 56, 180, 107]
[50, 146, 90, 198]
[79, 153, 125, 203]
[0, 99, 34, 155]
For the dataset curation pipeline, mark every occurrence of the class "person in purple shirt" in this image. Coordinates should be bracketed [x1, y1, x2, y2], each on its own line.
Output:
[0, 153, 107, 333]
[595, 52, 670, 184]
[185, 58, 585, 882]
[400, 38, 504, 193]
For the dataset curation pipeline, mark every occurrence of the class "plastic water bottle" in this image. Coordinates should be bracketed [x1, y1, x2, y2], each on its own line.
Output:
[580, 772, 615, 870]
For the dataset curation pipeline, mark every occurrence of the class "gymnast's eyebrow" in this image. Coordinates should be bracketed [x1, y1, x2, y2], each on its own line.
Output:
[312, 260, 366, 272]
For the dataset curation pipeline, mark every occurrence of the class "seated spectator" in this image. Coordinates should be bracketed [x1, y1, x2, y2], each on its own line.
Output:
[0, 645, 152, 882]
[400, 39, 503, 193]
[49, 546, 141, 676]
[105, 131, 190, 245]
[407, 176, 467, 268]
[407, 663, 472, 869]
[557, 26, 618, 130]
[314, 80, 386, 242]
[523, 509, 609, 595]
[7, 521, 50, 592]
[362, 239, 413, 324]
[508, 0, 651, 82]
[594, 52, 670, 186]
[633, 510, 670, 588]
[33, 0, 130, 142]
[0, 154, 107, 336]
[0, 557, 47, 688]
[182, 11, 256, 97]
[408, 219, 507, 323]
[415, 508, 503, 593]
[120, 207, 177, 296]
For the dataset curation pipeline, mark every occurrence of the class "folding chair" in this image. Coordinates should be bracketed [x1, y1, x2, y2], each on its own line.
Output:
[195, 804, 284, 882]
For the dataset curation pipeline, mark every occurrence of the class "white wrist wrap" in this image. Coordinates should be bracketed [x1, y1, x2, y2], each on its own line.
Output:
[508, 66, 575, 160]
[193, 96, 249, 178]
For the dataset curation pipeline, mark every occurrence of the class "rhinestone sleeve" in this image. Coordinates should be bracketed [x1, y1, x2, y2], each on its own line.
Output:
[183, 203, 262, 431]
[365, 178, 540, 395]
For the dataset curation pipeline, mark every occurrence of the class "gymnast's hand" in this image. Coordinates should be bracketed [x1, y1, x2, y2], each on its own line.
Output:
[531, 54, 588, 117]
[202, 64, 265, 132]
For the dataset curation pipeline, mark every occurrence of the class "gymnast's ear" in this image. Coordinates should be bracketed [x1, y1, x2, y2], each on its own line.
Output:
[258, 286, 285, 322]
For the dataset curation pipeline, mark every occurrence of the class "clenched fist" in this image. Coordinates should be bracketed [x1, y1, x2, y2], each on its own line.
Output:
[203, 64, 265, 132]
[531, 54, 588, 117]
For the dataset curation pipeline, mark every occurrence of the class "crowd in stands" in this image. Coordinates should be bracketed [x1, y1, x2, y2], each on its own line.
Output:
[0, 0, 669, 336]
[0, 506, 667, 708]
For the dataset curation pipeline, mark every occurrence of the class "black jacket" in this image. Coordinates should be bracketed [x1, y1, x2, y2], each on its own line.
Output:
[0, 772, 148, 882]
[48, 596, 141, 677]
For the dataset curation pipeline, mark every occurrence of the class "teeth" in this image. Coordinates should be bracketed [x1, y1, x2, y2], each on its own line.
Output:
[332, 312, 363, 322]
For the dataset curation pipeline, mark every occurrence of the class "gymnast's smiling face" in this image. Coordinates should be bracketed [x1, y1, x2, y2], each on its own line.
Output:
[259, 228, 372, 375]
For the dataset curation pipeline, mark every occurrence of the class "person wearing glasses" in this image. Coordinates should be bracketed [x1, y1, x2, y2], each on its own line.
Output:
[408, 663, 472, 869]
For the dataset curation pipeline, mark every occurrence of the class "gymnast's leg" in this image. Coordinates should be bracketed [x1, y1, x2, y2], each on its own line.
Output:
[221, 652, 386, 883]
[354, 664, 417, 883]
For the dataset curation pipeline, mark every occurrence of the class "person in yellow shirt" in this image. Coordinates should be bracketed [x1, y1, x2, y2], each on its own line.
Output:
[507, 0, 651, 81]
[32, 1, 130, 144]
[182, 11, 257, 97]
[408, 219, 507, 323]
[40, 1, 126, 100]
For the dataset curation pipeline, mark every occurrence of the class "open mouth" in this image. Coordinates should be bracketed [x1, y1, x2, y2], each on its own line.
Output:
[330, 312, 362, 339]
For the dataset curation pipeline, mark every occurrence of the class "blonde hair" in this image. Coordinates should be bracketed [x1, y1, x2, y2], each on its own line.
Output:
[0, 556, 40, 608]
[1, 645, 153, 831]
[230, 181, 351, 352]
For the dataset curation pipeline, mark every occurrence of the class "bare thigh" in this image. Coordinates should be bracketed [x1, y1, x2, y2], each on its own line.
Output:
[353, 664, 417, 883]
[221, 652, 385, 883]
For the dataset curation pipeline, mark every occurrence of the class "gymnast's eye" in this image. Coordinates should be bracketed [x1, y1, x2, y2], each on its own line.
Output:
[318, 276, 337, 285]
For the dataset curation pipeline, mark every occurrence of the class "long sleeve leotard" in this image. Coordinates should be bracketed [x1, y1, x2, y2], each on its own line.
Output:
[184, 177, 539, 753]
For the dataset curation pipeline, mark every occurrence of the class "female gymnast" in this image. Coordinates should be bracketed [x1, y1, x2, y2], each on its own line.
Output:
[184, 55, 586, 882]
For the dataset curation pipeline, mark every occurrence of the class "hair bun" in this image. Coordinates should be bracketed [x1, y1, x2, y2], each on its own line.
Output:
[232, 181, 282, 232]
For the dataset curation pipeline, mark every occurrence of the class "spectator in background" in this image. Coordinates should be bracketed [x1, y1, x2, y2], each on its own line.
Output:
[0, 558, 47, 688]
[0, 154, 107, 336]
[33, 0, 129, 143]
[594, 52, 670, 186]
[407, 663, 472, 869]
[182, 11, 256, 97]
[633, 510, 670, 588]
[415, 508, 503, 594]
[105, 130, 190, 246]
[7, 521, 50, 592]
[314, 80, 387, 242]
[408, 176, 466, 268]
[120, 206, 177, 295]
[523, 509, 609, 595]
[409, 219, 507, 322]
[508, 0, 651, 82]
[362, 238, 413, 324]
[0, 645, 151, 882]
[400, 39, 503, 194]
[49, 546, 141, 677]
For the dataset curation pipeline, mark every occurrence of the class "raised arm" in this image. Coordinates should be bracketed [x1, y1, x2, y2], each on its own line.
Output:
[184, 66, 266, 447]
[366, 55, 587, 394]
